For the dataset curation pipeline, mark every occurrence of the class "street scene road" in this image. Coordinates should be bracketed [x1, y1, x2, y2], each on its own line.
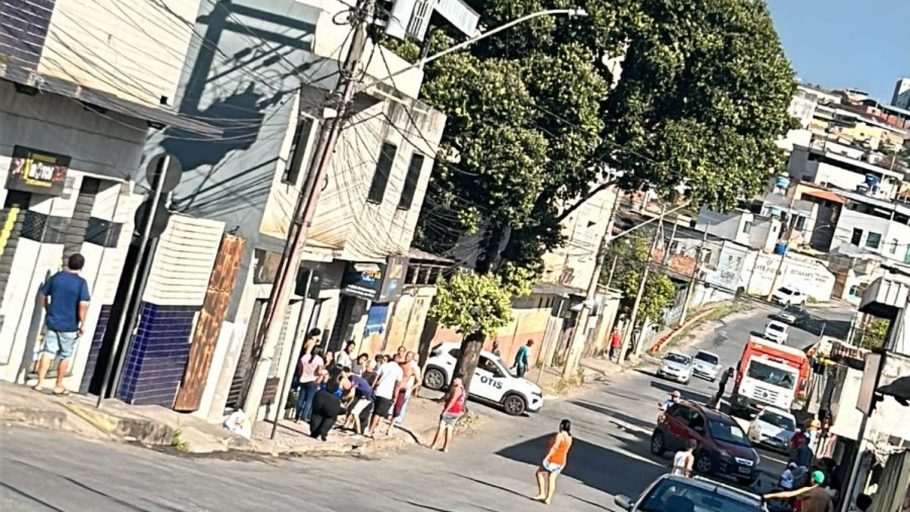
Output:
[1, 303, 846, 512]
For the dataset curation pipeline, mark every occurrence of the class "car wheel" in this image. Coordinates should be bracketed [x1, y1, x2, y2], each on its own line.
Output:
[423, 367, 447, 391]
[502, 393, 527, 416]
[650, 431, 666, 456]
[695, 453, 713, 474]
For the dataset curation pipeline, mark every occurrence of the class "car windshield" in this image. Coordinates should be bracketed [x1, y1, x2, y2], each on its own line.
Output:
[767, 324, 785, 333]
[665, 354, 690, 365]
[639, 479, 761, 512]
[695, 352, 719, 365]
[760, 411, 796, 431]
[778, 287, 794, 295]
[708, 420, 751, 447]
[747, 361, 797, 390]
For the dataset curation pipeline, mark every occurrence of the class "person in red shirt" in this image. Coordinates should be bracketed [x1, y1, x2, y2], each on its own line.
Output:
[609, 330, 622, 361]
[429, 375, 466, 453]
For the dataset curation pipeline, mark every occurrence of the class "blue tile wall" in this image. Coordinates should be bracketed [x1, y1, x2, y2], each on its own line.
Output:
[79, 305, 112, 393]
[117, 302, 197, 406]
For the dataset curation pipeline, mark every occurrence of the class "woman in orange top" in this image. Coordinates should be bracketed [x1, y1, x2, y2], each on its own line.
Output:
[533, 419, 573, 505]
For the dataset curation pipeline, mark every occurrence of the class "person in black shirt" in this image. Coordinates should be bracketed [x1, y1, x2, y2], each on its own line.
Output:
[309, 380, 344, 441]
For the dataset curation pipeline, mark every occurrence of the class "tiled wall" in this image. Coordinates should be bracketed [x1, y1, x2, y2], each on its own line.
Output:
[117, 302, 197, 406]
[79, 304, 111, 393]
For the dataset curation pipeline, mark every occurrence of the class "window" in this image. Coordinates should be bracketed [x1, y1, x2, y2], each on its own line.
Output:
[367, 142, 397, 203]
[743, 221, 753, 234]
[848, 284, 861, 297]
[851, 228, 863, 246]
[866, 232, 882, 249]
[890, 239, 899, 255]
[283, 117, 314, 185]
[794, 215, 807, 231]
[479, 356, 504, 377]
[397, 153, 425, 210]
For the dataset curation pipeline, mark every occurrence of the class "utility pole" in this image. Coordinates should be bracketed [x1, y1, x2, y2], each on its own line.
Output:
[242, 0, 374, 416]
[679, 227, 710, 326]
[561, 190, 621, 378]
[618, 205, 665, 363]
[662, 218, 678, 265]
[767, 194, 798, 301]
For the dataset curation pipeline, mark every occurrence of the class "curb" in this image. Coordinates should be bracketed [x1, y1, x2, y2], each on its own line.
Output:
[0, 404, 67, 430]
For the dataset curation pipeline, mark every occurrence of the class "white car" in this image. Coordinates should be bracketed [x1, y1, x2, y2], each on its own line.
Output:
[657, 351, 693, 384]
[763, 320, 790, 344]
[772, 287, 807, 306]
[747, 407, 797, 453]
[423, 342, 544, 416]
[692, 350, 721, 382]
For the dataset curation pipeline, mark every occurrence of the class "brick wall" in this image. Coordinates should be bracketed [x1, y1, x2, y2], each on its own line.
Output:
[117, 302, 197, 406]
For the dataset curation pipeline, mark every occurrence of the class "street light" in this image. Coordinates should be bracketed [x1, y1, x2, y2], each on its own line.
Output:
[363, 8, 589, 89]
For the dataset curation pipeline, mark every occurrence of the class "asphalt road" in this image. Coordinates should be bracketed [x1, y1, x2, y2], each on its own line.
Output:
[0, 302, 852, 512]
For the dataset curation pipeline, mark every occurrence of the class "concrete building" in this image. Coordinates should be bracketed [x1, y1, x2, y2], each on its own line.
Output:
[0, 0, 219, 388]
[828, 190, 910, 264]
[695, 207, 781, 253]
[893, 76, 910, 110]
[788, 142, 904, 200]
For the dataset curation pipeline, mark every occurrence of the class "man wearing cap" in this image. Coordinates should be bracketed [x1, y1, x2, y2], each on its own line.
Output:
[765, 471, 833, 512]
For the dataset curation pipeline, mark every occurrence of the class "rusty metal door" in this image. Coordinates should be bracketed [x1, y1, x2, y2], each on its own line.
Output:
[173, 234, 245, 412]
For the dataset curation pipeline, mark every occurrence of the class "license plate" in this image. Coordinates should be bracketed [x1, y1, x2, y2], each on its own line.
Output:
[738, 467, 752, 474]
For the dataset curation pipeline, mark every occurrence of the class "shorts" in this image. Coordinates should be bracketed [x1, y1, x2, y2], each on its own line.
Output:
[352, 398, 372, 416]
[541, 460, 564, 474]
[373, 396, 393, 418]
[43, 330, 78, 359]
[440, 412, 461, 428]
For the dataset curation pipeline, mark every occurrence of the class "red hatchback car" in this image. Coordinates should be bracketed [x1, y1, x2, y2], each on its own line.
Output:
[651, 400, 761, 485]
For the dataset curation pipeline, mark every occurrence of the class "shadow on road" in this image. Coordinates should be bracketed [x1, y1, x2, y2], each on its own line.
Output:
[494, 434, 664, 497]
[569, 400, 656, 433]
[650, 380, 714, 405]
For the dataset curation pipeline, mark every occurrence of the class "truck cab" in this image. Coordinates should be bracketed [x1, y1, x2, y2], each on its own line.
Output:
[731, 337, 809, 418]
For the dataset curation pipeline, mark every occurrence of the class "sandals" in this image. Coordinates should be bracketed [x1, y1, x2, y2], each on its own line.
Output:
[52, 388, 71, 396]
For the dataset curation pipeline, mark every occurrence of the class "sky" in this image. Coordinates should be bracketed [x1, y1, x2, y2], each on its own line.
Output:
[764, 0, 910, 103]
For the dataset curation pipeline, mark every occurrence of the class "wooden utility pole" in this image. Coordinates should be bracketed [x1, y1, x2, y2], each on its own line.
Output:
[679, 227, 710, 326]
[618, 205, 665, 363]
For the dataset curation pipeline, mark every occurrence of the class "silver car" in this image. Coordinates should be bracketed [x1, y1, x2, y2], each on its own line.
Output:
[658, 352, 693, 384]
[692, 350, 721, 382]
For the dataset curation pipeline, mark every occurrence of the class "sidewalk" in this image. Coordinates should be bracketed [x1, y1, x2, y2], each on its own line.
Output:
[0, 381, 478, 457]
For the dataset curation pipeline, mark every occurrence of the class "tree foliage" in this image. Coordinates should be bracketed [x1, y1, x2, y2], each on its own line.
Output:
[413, 0, 795, 274]
[858, 318, 890, 350]
[429, 268, 531, 338]
[601, 232, 677, 323]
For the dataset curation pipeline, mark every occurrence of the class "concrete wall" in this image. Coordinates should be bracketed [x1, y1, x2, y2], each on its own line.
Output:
[744, 252, 836, 300]
[382, 285, 437, 354]
[38, 0, 201, 107]
[541, 187, 618, 291]
[833, 207, 910, 263]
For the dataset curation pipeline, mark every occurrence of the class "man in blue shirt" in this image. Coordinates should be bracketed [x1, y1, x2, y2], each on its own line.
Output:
[33, 254, 91, 395]
[513, 339, 534, 378]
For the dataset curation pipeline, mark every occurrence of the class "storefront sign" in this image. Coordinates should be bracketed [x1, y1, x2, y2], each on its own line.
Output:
[342, 262, 384, 301]
[5, 146, 70, 196]
[342, 256, 410, 302]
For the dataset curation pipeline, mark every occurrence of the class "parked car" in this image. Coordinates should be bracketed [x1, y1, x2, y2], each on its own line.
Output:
[614, 474, 764, 512]
[747, 406, 797, 453]
[651, 400, 761, 484]
[658, 352, 694, 384]
[423, 342, 544, 416]
[692, 350, 722, 382]
[763, 320, 790, 344]
[771, 287, 807, 306]
[776, 305, 808, 325]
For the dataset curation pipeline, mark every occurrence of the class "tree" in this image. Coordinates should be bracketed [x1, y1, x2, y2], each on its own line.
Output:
[428, 267, 532, 391]
[858, 318, 890, 350]
[602, 232, 677, 323]
[413, 0, 795, 274]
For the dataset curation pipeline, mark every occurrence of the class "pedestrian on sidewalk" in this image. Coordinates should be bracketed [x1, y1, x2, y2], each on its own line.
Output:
[309, 379, 344, 441]
[491, 341, 501, 357]
[609, 330, 621, 362]
[352, 353, 369, 375]
[322, 350, 336, 382]
[295, 347, 324, 422]
[344, 371, 374, 434]
[387, 351, 421, 432]
[33, 254, 91, 396]
[533, 419, 573, 505]
[368, 353, 403, 436]
[670, 439, 697, 477]
[513, 340, 534, 378]
[335, 340, 355, 371]
[429, 375, 466, 453]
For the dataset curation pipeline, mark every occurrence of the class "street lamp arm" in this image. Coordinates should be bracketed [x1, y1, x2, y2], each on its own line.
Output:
[363, 8, 587, 89]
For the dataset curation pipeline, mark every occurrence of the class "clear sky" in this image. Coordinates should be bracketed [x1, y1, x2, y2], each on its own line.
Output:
[764, 0, 910, 103]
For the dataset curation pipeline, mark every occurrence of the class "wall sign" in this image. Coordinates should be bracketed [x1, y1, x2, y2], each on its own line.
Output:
[341, 262, 384, 301]
[5, 146, 70, 196]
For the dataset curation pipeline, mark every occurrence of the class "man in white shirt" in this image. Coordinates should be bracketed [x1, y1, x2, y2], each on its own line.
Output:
[368, 353, 404, 436]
